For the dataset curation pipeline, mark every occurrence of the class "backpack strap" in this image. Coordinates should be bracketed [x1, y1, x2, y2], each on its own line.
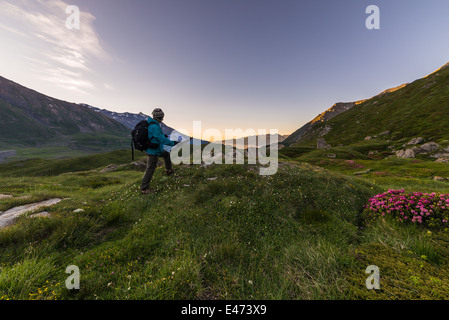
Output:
[147, 121, 160, 144]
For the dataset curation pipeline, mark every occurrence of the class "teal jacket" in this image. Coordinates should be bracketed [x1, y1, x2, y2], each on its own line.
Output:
[145, 117, 175, 156]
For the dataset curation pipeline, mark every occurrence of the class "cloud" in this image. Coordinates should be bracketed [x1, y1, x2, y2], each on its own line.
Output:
[0, 22, 28, 37]
[0, 0, 109, 94]
[104, 83, 115, 91]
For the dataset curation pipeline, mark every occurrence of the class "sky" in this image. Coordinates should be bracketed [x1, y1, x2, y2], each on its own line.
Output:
[1, 0, 449, 138]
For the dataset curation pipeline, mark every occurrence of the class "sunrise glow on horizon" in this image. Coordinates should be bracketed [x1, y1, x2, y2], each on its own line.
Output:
[1, 0, 449, 137]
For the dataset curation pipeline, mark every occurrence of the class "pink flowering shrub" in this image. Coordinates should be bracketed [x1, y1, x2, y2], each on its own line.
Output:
[364, 189, 449, 229]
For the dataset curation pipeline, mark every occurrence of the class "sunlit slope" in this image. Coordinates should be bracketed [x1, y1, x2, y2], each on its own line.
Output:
[293, 63, 449, 147]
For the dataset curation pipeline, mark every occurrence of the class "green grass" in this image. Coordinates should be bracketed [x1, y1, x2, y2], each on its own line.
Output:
[1, 147, 90, 163]
[0, 149, 448, 300]
[280, 143, 449, 193]
[0, 149, 145, 178]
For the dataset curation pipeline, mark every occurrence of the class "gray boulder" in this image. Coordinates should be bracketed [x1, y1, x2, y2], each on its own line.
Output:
[413, 142, 440, 154]
[407, 137, 424, 146]
[317, 138, 331, 149]
[396, 149, 416, 158]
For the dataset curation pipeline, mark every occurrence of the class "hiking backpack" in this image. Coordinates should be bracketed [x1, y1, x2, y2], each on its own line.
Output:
[131, 121, 159, 160]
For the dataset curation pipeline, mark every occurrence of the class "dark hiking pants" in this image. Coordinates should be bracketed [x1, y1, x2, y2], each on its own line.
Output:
[140, 151, 173, 191]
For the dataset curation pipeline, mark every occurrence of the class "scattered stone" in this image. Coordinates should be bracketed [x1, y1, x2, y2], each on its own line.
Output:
[100, 164, 118, 173]
[407, 137, 424, 146]
[317, 138, 331, 149]
[326, 154, 336, 159]
[73, 209, 85, 213]
[131, 160, 147, 170]
[368, 151, 378, 155]
[430, 153, 449, 159]
[30, 212, 51, 218]
[413, 142, 440, 154]
[433, 176, 445, 181]
[364, 136, 372, 141]
[379, 130, 391, 136]
[0, 198, 63, 229]
[435, 157, 449, 163]
[207, 177, 218, 181]
[354, 169, 371, 175]
[318, 125, 332, 137]
[396, 149, 416, 158]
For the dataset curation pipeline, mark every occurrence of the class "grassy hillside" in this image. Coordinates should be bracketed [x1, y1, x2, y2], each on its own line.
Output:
[283, 101, 366, 146]
[293, 63, 449, 147]
[0, 152, 448, 300]
[0, 76, 130, 152]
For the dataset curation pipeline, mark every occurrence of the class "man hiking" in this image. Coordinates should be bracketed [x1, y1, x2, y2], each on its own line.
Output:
[141, 108, 179, 194]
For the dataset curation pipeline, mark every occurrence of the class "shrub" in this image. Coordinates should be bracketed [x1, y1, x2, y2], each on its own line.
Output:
[364, 189, 449, 229]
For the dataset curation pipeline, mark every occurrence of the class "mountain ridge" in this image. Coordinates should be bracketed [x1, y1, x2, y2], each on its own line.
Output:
[0, 75, 130, 152]
[290, 61, 449, 147]
[283, 82, 410, 146]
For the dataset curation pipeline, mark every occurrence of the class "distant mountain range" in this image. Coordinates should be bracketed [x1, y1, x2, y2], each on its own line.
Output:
[3, 60, 447, 159]
[222, 133, 289, 148]
[0, 76, 130, 152]
[80, 104, 150, 130]
[80, 104, 175, 136]
[80, 104, 210, 145]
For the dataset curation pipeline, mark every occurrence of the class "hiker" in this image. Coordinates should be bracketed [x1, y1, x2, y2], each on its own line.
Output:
[140, 108, 179, 194]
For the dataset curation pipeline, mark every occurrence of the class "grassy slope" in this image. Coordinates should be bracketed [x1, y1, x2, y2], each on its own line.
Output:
[280, 139, 449, 193]
[0, 149, 145, 177]
[294, 65, 449, 147]
[0, 153, 448, 300]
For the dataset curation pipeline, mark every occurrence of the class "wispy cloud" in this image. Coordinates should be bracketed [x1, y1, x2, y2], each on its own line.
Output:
[104, 83, 115, 91]
[0, 0, 109, 94]
[0, 22, 28, 37]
